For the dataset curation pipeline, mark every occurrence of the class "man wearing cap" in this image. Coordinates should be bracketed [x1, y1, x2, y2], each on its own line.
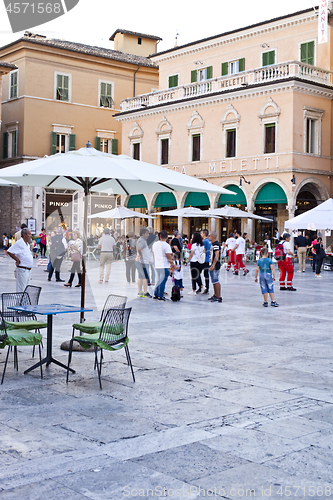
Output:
[8, 227, 33, 292]
[278, 233, 296, 291]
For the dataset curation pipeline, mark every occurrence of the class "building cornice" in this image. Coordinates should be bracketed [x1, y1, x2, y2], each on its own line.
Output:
[115, 79, 333, 122]
[152, 10, 317, 63]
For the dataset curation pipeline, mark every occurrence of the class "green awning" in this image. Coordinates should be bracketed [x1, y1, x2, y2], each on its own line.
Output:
[184, 192, 210, 207]
[154, 192, 177, 208]
[127, 194, 147, 209]
[255, 183, 287, 204]
[218, 185, 246, 206]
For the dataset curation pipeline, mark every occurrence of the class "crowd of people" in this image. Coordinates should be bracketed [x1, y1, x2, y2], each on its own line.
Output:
[2, 224, 332, 306]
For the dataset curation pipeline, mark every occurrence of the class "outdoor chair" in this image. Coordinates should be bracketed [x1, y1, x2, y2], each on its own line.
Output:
[24, 285, 42, 306]
[66, 307, 135, 390]
[2, 292, 47, 332]
[71, 294, 127, 337]
[0, 311, 43, 384]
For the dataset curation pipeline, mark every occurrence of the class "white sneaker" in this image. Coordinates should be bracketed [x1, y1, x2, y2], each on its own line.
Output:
[297, 270, 302, 273]
[187, 290, 197, 295]
[315, 274, 323, 278]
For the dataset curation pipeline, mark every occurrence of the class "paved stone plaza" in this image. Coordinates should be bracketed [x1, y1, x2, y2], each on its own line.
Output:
[0, 254, 332, 499]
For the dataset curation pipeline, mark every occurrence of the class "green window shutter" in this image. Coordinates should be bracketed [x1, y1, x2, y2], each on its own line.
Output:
[269, 51, 275, 65]
[191, 70, 197, 83]
[262, 52, 268, 66]
[206, 66, 213, 79]
[95, 137, 101, 150]
[174, 74, 178, 87]
[3, 132, 8, 159]
[221, 62, 228, 76]
[63, 75, 69, 101]
[168, 75, 176, 88]
[238, 58, 245, 72]
[106, 83, 112, 97]
[111, 138, 118, 155]
[300, 43, 307, 62]
[307, 41, 314, 65]
[51, 132, 57, 155]
[12, 130, 17, 157]
[69, 134, 76, 151]
[10, 71, 18, 98]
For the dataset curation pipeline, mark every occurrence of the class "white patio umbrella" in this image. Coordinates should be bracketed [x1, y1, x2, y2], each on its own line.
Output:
[88, 206, 155, 219]
[284, 198, 333, 231]
[150, 207, 219, 217]
[0, 178, 18, 186]
[0, 145, 234, 318]
[200, 205, 273, 222]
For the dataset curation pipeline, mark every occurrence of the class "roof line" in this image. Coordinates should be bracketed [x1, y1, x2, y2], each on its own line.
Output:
[150, 7, 316, 58]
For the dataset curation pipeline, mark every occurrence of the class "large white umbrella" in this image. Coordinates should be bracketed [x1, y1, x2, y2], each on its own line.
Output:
[88, 206, 155, 220]
[0, 178, 18, 186]
[200, 205, 273, 221]
[0, 145, 234, 317]
[150, 207, 219, 217]
[284, 198, 333, 230]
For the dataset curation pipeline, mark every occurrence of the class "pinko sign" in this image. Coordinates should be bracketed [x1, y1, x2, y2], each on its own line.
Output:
[3, 0, 80, 33]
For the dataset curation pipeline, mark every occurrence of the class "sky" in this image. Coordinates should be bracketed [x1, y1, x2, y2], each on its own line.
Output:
[0, 0, 317, 53]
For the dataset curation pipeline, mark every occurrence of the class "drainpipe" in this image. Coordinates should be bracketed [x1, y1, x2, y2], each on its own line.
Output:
[133, 65, 141, 97]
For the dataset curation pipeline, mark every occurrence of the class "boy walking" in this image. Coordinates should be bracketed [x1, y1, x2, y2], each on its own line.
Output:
[208, 231, 222, 303]
[254, 248, 279, 307]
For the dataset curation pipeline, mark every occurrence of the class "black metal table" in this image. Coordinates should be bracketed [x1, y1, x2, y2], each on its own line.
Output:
[8, 304, 93, 374]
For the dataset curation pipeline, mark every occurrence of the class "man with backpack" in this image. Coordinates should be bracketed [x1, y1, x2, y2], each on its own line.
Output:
[276, 233, 296, 291]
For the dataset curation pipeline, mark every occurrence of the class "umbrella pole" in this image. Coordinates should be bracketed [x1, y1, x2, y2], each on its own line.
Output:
[80, 188, 89, 322]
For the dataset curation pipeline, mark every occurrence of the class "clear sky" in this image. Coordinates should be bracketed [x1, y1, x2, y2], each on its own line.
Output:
[0, 0, 317, 53]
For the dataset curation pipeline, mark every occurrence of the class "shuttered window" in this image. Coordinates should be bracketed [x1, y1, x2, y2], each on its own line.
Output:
[300, 41, 314, 65]
[222, 59, 245, 76]
[56, 74, 69, 101]
[168, 75, 178, 88]
[262, 51, 275, 67]
[100, 82, 114, 108]
[95, 137, 118, 154]
[10, 70, 18, 99]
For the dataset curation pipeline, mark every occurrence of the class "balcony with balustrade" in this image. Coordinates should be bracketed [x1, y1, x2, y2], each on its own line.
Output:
[120, 60, 333, 112]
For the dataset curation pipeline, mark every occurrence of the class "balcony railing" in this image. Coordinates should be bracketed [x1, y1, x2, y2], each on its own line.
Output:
[120, 60, 333, 112]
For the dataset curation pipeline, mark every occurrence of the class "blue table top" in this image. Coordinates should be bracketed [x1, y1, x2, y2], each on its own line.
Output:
[8, 304, 93, 316]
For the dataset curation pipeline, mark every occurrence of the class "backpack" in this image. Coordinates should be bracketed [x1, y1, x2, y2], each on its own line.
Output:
[274, 242, 286, 261]
[171, 285, 181, 302]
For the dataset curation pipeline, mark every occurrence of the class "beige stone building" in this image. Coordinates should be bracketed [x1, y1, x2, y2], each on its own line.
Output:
[116, 8, 333, 242]
[0, 30, 159, 236]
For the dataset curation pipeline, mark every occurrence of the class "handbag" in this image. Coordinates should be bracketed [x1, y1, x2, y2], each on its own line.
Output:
[71, 251, 81, 262]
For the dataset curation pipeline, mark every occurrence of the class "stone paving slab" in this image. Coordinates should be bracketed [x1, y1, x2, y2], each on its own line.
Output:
[0, 254, 333, 497]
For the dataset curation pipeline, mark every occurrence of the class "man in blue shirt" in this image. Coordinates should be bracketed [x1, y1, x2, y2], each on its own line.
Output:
[201, 229, 212, 294]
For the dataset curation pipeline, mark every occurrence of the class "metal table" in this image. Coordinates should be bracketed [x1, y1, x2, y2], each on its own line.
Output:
[9, 304, 93, 374]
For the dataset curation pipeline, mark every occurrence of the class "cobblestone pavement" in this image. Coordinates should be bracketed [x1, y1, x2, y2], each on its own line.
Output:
[0, 253, 332, 499]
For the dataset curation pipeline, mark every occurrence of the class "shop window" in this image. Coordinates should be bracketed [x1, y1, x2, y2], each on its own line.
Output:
[161, 138, 169, 165]
[99, 81, 114, 108]
[226, 129, 236, 158]
[55, 73, 70, 101]
[9, 70, 18, 99]
[192, 134, 200, 162]
[168, 74, 179, 88]
[264, 124, 276, 154]
[221, 58, 245, 76]
[133, 142, 140, 160]
[300, 41, 314, 65]
[262, 50, 275, 66]
[2, 129, 17, 159]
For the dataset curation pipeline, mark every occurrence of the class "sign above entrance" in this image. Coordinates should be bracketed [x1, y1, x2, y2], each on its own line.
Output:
[91, 196, 116, 215]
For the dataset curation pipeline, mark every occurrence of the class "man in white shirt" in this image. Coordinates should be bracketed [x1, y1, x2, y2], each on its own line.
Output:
[232, 230, 249, 276]
[278, 233, 296, 291]
[152, 230, 173, 301]
[98, 228, 116, 283]
[222, 232, 236, 271]
[8, 228, 33, 292]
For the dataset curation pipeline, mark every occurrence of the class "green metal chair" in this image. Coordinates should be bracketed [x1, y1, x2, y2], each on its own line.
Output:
[66, 307, 134, 390]
[0, 311, 43, 383]
[2, 291, 47, 331]
[71, 294, 127, 336]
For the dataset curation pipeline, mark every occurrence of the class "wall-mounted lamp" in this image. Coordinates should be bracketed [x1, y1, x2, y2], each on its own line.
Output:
[260, 43, 270, 48]
[239, 175, 250, 187]
[194, 61, 203, 65]
[291, 174, 296, 187]
[36, 194, 40, 200]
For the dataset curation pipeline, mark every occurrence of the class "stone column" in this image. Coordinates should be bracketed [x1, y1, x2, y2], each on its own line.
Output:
[210, 217, 216, 231]
[178, 216, 183, 235]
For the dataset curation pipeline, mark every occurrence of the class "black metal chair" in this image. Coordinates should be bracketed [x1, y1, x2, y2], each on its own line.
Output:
[24, 285, 42, 306]
[1, 292, 47, 331]
[71, 294, 127, 336]
[67, 307, 134, 390]
[0, 311, 43, 384]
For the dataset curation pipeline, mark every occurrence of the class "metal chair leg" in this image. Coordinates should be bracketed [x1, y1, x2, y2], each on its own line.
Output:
[39, 344, 43, 379]
[125, 345, 135, 382]
[94, 346, 102, 390]
[1, 346, 11, 384]
[66, 340, 74, 383]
